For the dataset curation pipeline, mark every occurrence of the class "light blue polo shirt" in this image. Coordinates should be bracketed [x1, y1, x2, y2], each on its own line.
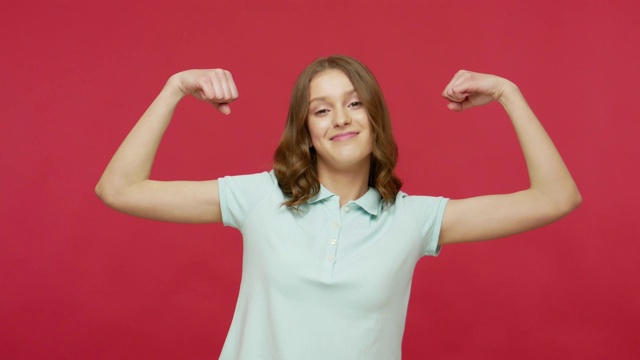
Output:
[217, 171, 448, 360]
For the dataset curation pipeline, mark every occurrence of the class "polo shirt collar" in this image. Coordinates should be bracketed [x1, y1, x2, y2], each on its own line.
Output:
[352, 187, 382, 216]
[307, 184, 335, 204]
[308, 185, 382, 216]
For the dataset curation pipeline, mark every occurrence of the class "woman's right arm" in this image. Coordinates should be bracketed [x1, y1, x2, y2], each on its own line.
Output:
[95, 69, 239, 223]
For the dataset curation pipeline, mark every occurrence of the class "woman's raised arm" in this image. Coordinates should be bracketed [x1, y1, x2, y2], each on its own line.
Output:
[95, 69, 238, 223]
[438, 70, 582, 245]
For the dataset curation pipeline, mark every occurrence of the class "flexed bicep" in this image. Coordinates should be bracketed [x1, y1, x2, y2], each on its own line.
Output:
[439, 191, 566, 245]
[100, 179, 223, 223]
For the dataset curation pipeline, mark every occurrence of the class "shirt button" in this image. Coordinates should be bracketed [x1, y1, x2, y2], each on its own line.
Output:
[343, 206, 351, 213]
[326, 255, 334, 262]
[332, 220, 341, 229]
[330, 239, 338, 245]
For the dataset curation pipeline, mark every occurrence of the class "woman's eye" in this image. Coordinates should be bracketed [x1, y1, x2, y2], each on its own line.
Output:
[314, 109, 329, 115]
[349, 101, 362, 108]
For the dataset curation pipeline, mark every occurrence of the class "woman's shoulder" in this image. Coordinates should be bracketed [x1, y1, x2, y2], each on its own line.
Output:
[217, 170, 283, 228]
[391, 191, 449, 214]
[218, 170, 282, 204]
[219, 170, 278, 188]
[394, 190, 448, 202]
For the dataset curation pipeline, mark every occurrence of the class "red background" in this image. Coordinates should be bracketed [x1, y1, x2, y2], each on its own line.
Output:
[1, 1, 639, 359]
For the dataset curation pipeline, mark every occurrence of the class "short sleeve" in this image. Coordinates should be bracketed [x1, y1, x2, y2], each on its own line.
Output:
[217, 171, 278, 229]
[401, 195, 449, 256]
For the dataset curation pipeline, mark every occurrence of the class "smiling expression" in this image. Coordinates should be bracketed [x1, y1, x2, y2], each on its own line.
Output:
[307, 69, 373, 173]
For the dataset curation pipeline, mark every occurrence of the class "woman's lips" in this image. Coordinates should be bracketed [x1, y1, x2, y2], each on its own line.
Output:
[331, 132, 358, 141]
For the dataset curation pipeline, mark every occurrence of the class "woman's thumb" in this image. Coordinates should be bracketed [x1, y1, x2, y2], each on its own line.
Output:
[216, 103, 231, 115]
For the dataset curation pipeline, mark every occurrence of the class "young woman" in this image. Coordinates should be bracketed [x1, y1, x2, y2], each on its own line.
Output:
[96, 55, 581, 359]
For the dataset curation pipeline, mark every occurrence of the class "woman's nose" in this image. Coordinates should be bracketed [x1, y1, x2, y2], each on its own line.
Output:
[332, 108, 352, 127]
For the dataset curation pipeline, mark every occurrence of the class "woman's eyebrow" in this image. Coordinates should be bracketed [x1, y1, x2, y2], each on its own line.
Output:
[309, 89, 357, 104]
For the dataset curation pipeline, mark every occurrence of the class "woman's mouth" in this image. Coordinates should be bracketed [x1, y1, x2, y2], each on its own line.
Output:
[330, 132, 358, 141]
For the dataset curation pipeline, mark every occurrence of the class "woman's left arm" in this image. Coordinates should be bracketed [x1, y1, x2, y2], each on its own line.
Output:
[439, 70, 582, 245]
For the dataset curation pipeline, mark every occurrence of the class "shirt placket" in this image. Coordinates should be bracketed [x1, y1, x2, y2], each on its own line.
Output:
[323, 198, 352, 277]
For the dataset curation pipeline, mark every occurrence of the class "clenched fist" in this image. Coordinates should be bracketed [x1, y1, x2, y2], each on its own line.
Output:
[442, 70, 518, 112]
[169, 69, 239, 115]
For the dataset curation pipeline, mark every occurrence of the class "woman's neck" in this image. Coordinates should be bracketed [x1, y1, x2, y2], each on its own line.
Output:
[317, 164, 370, 207]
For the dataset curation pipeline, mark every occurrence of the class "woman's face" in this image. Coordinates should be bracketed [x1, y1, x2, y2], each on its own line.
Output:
[307, 69, 373, 173]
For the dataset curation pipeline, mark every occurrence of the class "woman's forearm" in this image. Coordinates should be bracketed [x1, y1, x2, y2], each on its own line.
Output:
[95, 77, 185, 202]
[499, 84, 582, 216]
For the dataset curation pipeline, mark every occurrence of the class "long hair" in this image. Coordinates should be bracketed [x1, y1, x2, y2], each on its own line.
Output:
[273, 55, 402, 209]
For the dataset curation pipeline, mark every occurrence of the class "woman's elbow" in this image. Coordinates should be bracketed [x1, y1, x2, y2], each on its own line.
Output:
[95, 180, 124, 210]
[556, 188, 583, 218]
[569, 189, 583, 212]
[534, 186, 582, 222]
[95, 182, 112, 206]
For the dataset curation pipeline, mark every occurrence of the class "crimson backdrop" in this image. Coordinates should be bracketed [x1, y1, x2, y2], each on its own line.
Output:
[1, 1, 639, 359]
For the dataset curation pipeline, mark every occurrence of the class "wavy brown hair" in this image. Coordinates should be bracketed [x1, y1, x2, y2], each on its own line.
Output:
[274, 55, 402, 209]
